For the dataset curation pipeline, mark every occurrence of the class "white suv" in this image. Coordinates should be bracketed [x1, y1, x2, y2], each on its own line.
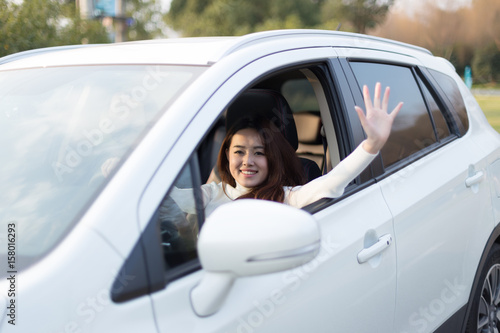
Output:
[0, 30, 499, 333]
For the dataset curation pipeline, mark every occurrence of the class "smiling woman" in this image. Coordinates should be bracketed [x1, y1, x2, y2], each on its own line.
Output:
[218, 117, 305, 202]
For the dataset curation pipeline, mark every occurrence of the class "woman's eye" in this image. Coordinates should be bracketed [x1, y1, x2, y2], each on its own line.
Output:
[234, 150, 244, 155]
[255, 151, 265, 156]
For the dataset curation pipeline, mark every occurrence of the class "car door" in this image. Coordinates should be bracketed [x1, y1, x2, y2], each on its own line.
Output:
[134, 48, 397, 332]
[341, 53, 494, 333]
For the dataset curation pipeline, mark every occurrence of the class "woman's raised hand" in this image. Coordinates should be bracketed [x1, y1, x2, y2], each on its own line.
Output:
[354, 82, 403, 154]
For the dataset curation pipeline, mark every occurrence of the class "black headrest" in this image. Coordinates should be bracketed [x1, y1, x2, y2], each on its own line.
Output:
[226, 89, 298, 150]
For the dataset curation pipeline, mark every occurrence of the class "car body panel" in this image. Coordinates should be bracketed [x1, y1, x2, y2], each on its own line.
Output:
[1, 223, 157, 332]
[151, 181, 396, 333]
[380, 137, 493, 332]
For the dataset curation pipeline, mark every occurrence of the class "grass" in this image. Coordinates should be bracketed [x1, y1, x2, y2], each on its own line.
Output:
[475, 94, 500, 132]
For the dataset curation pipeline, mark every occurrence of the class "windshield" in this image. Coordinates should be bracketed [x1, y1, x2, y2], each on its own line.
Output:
[0, 64, 206, 272]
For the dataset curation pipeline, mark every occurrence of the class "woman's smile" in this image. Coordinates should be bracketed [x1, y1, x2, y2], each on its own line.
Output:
[241, 169, 257, 176]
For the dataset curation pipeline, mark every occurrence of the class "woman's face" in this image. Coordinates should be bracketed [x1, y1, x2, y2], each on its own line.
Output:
[226, 128, 269, 188]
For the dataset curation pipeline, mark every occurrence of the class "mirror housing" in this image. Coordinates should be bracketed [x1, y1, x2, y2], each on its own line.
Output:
[191, 199, 320, 317]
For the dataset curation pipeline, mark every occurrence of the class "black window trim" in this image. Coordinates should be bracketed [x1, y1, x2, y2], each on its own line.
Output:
[340, 58, 462, 181]
[419, 67, 468, 136]
[326, 59, 372, 179]
[413, 67, 445, 143]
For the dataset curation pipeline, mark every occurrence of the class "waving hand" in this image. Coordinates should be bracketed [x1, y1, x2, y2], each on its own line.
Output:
[354, 82, 403, 154]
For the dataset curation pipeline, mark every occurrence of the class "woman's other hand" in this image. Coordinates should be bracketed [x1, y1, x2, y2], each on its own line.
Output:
[355, 82, 403, 154]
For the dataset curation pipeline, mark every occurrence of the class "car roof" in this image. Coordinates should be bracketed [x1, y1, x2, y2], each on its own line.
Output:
[0, 29, 432, 70]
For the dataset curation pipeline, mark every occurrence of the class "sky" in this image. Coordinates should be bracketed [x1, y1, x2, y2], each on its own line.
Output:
[394, 0, 472, 15]
[160, 0, 172, 12]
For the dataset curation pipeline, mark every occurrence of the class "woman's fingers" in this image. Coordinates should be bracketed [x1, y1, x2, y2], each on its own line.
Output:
[358, 83, 403, 121]
[391, 101, 404, 119]
[373, 82, 382, 110]
[362, 85, 373, 111]
[382, 86, 390, 112]
[354, 105, 366, 124]
[363, 82, 386, 114]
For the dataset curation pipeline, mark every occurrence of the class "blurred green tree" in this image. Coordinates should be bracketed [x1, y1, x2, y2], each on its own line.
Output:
[58, 2, 110, 46]
[166, 0, 323, 36]
[322, 0, 394, 33]
[124, 0, 163, 40]
[0, 0, 164, 58]
[472, 43, 500, 83]
[1, 0, 60, 55]
[0, 0, 109, 57]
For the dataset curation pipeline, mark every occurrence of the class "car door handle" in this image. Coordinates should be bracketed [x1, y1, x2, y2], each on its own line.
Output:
[357, 234, 393, 264]
[465, 171, 484, 187]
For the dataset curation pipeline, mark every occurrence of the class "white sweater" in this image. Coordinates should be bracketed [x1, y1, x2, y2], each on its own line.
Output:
[170, 143, 376, 217]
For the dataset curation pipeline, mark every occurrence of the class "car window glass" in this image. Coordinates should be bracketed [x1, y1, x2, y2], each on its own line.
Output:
[350, 62, 437, 167]
[428, 69, 469, 136]
[280, 77, 325, 172]
[417, 76, 451, 140]
[155, 159, 201, 272]
[282, 78, 320, 112]
[0, 65, 205, 271]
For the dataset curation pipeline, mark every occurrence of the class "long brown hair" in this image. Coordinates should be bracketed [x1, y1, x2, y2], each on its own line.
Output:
[217, 117, 305, 202]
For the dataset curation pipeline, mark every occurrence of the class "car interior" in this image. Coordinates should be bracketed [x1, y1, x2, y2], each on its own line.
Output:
[198, 65, 342, 186]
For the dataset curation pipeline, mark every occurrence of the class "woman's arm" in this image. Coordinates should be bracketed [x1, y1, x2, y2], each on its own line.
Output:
[286, 83, 402, 208]
[164, 183, 215, 215]
[286, 142, 376, 207]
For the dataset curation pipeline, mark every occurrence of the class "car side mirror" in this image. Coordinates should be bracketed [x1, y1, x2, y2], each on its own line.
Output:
[190, 199, 320, 317]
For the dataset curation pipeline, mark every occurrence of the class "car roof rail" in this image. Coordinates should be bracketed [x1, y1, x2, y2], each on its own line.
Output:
[219, 29, 432, 59]
[0, 44, 97, 66]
